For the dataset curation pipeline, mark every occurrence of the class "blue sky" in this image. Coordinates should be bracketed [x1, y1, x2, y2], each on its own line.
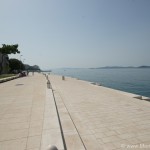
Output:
[0, 0, 150, 69]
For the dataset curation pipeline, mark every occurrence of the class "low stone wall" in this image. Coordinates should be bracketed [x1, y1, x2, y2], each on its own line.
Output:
[0, 75, 19, 83]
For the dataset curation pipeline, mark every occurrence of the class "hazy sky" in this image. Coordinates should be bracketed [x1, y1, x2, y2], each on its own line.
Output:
[0, 0, 150, 69]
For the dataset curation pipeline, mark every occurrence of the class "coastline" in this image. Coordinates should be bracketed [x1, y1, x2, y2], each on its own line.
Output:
[49, 68, 150, 97]
[47, 73, 150, 101]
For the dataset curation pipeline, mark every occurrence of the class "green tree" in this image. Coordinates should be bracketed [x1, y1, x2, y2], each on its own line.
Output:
[0, 44, 20, 74]
[9, 58, 25, 73]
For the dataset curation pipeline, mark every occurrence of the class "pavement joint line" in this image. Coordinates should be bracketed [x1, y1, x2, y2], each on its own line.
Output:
[38, 75, 46, 150]
[51, 87, 67, 150]
[47, 76, 66, 150]
[56, 90, 87, 150]
[24, 78, 41, 150]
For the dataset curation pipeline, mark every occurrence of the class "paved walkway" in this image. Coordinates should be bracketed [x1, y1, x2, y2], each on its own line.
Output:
[49, 74, 150, 150]
[0, 73, 63, 150]
[0, 73, 150, 150]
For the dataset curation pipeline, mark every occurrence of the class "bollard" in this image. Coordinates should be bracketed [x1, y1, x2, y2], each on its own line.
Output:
[47, 145, 58, 150]
[46, 75, 49, 80]
[62, 76, 65, 80]
[133, 95, 142, 100]
[47, 80, 51, 89]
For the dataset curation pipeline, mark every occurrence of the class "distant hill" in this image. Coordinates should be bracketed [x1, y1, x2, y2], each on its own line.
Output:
[41, 70, 52, 72]
[138, 66, 150, 68]
[44, 66, 150, 71]
[24, 64, 41, 71]
[89, 66, 150, 69]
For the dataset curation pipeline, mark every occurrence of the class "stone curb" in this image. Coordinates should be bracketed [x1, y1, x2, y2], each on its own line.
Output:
[0, 75, 20, 83]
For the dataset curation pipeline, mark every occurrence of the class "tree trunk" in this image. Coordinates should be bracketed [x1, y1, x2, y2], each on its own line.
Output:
[0, 54, 6, 74]
[0, 54, 3, 75]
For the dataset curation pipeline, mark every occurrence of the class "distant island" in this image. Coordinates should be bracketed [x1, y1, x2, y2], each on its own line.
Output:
[42, 66, 150, 72]
[89, 66, 150, 69]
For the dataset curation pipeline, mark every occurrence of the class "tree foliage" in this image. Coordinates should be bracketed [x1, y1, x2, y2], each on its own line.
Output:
[0, 44, 20, 74]
[9, 58, 25, 72]
[0, 44, 20, 54]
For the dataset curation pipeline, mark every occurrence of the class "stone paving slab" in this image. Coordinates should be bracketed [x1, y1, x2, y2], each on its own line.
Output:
[49, 74, 150, 150]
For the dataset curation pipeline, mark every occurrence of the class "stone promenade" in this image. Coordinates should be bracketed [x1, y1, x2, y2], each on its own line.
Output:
[0, 73, 150, 150]
[49, 74, 150, 150]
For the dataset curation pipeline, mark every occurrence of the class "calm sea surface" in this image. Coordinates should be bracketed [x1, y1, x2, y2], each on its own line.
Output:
[51, 68, 150, 97]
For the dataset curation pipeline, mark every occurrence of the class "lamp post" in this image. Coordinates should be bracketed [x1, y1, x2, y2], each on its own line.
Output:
[20, 55, 23, 72]
[23, 59, 26, 71]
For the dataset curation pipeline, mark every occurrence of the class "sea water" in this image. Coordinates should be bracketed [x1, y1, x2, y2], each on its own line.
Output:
[51, 68, 150, 97]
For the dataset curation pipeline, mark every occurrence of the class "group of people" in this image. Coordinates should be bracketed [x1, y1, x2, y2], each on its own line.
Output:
[19, 71, 34, 77]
